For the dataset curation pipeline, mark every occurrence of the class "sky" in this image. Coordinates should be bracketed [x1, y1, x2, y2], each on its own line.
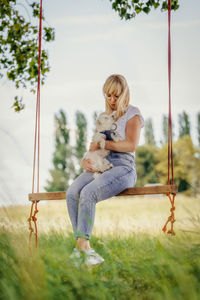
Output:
[0, 0, 200, 206]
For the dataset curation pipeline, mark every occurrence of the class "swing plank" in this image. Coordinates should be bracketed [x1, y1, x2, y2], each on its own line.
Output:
[118, 185, 178, 196]
[28, 185, 178, 201]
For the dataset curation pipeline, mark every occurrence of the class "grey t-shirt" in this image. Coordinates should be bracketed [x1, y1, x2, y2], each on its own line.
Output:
[114, 104, 144, 157]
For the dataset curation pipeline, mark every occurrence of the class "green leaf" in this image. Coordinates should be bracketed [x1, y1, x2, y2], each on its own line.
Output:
[135, 5, 141, 13]
[11, 96, 25, 112]
[143, 6, 151, 14]
[0, 0, 55, 111]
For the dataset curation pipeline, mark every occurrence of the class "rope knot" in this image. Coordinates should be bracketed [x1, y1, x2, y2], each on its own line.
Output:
[28, 226, 34, 232]
[162, 192, 176, 236]
[170, 206, 175, 212]
[167, 229, 176, 235]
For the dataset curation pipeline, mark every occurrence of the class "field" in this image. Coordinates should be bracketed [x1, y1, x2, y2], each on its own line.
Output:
[0, 194, 200, 300]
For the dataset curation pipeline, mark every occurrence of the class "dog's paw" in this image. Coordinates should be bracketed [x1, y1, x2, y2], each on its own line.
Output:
[103, 163, 113, 171]
[100, 140, 105, 149]
[93, 172, 101, 179]
[111, 132, 121, 142]
[93, 133, 106, 143]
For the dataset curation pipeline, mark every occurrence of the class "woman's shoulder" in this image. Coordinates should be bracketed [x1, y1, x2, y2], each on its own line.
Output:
[127, 104, 141, 112]
[125, 104, 144, 127]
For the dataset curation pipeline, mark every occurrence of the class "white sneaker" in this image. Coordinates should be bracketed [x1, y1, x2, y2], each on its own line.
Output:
[69, 247, 104, 268]
[69, 248, 81, 259]
[83, 248, 104, 268]
[69, 248, 83, 267]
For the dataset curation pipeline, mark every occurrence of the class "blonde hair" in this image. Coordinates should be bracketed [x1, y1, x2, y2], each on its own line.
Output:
[102, 74, 130, 121]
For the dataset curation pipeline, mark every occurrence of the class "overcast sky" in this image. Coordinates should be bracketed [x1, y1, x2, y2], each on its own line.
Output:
[0, 0, 200, 206]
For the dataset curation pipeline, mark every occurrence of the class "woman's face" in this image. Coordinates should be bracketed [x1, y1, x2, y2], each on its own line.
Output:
[106, 93, 120, 111]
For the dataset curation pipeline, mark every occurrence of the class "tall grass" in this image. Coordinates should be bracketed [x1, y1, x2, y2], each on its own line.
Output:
[0, 194, 200, 300]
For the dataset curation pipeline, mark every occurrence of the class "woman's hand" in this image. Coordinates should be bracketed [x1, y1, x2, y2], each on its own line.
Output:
[89, 142, 100, 152]
[81, 158, 97, 172]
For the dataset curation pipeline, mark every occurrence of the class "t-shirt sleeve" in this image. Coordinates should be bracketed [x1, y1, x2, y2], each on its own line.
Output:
[126, 106, 144, 128]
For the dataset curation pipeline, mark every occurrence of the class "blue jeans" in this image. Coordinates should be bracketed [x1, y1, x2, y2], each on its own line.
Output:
[66, 151, 137, 240]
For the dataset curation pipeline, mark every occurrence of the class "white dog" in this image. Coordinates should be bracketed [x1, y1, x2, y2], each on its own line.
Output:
[83, 112, 121, 178]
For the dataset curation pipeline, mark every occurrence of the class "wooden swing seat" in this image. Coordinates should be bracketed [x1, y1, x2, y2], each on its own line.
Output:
[28, 185, 178, 201]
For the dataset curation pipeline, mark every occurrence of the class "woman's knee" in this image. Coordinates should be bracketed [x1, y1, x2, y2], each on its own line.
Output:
[66, 184, 79, 202]
[79, 185, 97, 205]
[66, 172, 94, 201]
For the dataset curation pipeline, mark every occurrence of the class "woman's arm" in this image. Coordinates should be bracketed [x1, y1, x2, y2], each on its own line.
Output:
[105, 115, 142, 152]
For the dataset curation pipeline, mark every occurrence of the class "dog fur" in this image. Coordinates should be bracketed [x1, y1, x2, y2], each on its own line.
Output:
[83, 112, 121, 178]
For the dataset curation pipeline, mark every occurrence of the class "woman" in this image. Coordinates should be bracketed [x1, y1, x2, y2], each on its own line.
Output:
[66, 74, 144, 267]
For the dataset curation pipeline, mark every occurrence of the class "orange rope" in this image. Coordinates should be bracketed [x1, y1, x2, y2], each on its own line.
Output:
[162, 0, 176, 236]
[27, 201, 39, 254]
[28, 0, 43, 254]
[162, 193, 176, 235]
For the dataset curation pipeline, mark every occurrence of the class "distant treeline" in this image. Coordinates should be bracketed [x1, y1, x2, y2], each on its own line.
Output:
[45, 110, 200, 196]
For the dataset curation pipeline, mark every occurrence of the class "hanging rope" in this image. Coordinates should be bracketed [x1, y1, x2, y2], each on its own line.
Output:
[162, 0, 176, 236]
[27, 0, 43, 254]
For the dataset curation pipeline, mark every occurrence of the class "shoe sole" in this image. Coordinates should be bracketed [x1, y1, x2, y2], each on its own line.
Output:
[72, 259, 103, 269]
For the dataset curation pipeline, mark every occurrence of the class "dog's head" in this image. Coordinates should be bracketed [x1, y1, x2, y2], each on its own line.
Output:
[95, 112, 116, 132]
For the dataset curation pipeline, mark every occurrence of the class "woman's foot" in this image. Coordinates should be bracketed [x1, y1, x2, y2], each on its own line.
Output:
[70, 238, 104, 268]
[69, 248, 81, 259]
[76, 237, 91, 250]
[69, 247, 104, 268]
[83, 248, 105, 268]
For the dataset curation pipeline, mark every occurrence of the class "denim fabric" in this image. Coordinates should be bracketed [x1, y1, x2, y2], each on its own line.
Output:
[66, 151, 137, 240]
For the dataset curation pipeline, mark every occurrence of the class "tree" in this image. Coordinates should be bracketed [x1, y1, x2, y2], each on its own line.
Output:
[161, 114, 168, 144]
[45, 110, 75, 192]
[178, 111, 191, 138]
[144, 117, 156, 146]
[197, 112, 200, 147]
[155, 135, 200, 194]
[0, 0, 55, 111]
[135, 144, 159, 187]
[92, 110, 103, 134]
[74, 111, 87, 177]
[109, 0, 179, 20]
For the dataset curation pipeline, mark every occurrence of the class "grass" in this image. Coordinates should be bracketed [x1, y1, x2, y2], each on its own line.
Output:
[0, 194, 200, 300]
